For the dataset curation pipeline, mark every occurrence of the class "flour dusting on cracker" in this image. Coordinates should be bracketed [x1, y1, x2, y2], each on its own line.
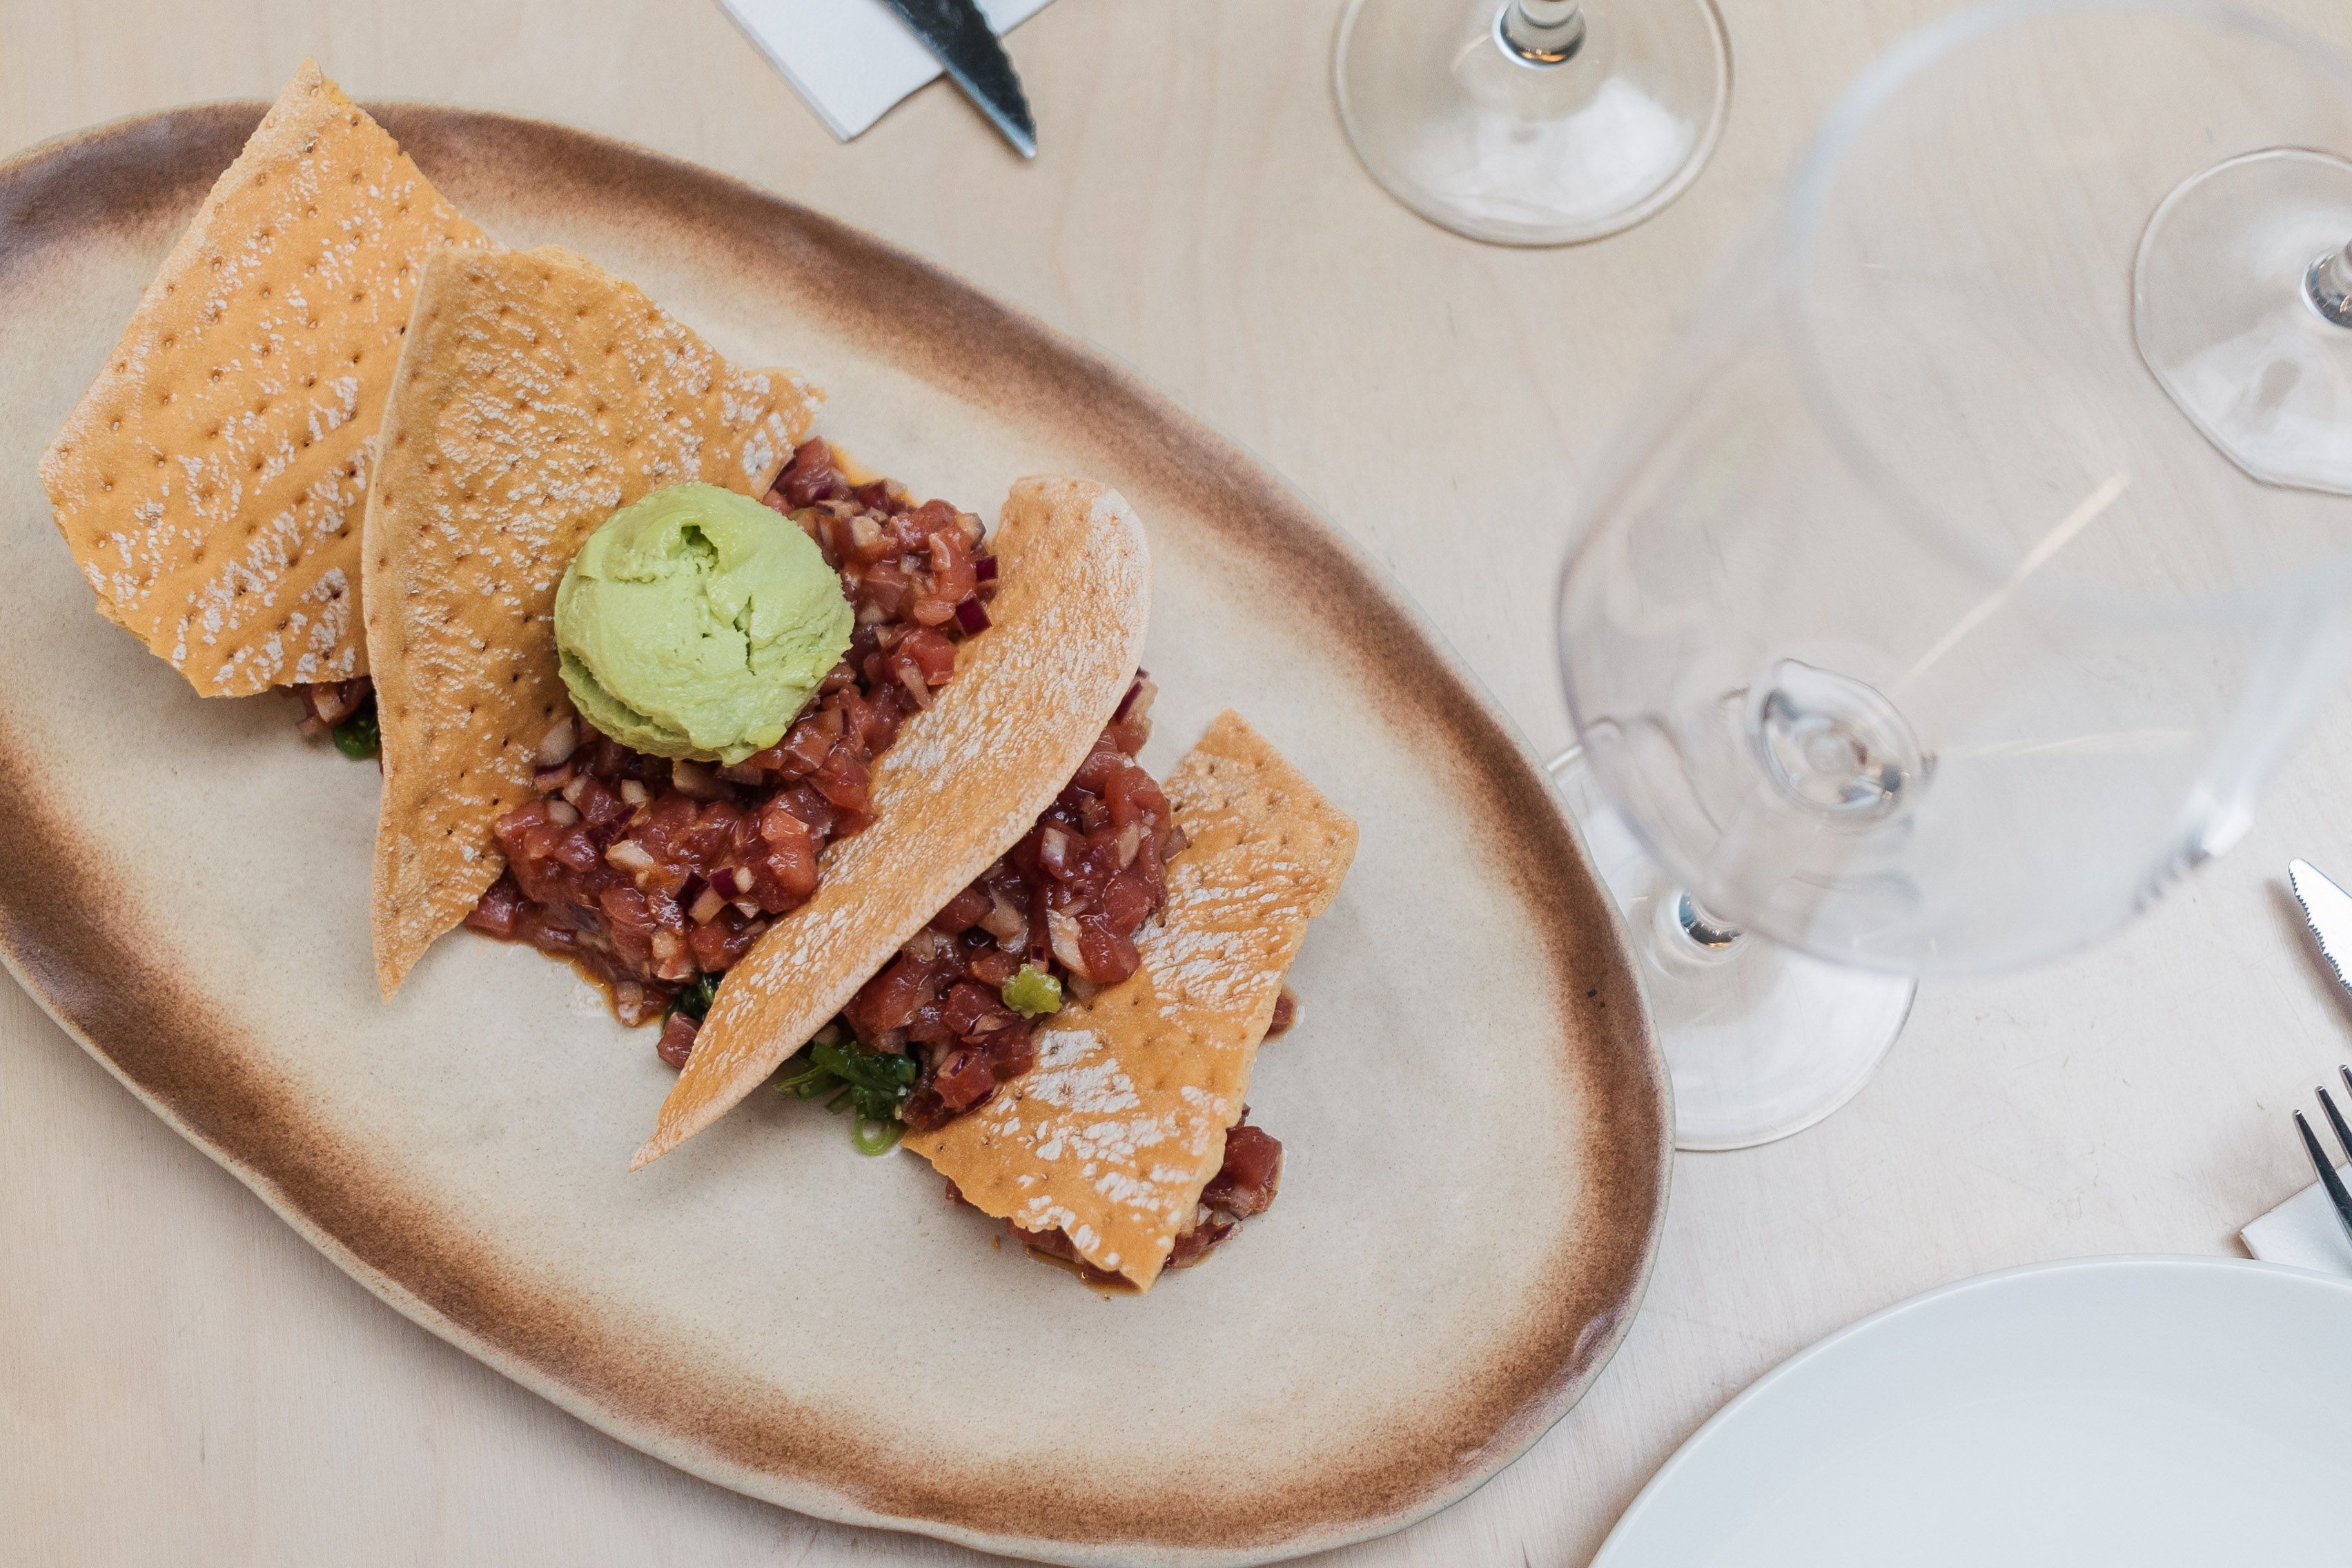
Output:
[39, 59, 493, 695]
[634, 478, 1150, 1168]
[905, 712, 1357, 1290]
[364, 244, 816, 996]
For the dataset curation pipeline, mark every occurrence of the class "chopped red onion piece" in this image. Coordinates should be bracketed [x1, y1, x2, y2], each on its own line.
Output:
[972, 554, 998, 582]
[671, 760, 725, 799]
[953, 596, 990, 634]
[1039, 825, 1072, 878]
[979, 890, 1026, 942]
[903, 928, 954, 961]
[896, 659, 935, 709]
[536, 717, 579, 768]
[605, 839, 658, 877]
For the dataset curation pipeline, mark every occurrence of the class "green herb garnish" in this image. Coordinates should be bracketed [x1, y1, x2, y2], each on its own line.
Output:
[776, 1032, 917, 1155]
[332, 700, 381, 760]
[668, 971, 721, 1022]
[1001, 963, 1062, 1018]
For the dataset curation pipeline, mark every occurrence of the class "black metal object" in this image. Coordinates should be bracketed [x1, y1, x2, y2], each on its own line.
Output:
[878, 0, 1037, 157]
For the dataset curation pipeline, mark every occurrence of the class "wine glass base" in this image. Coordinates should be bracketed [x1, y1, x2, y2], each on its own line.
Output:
[1569, 781, 1914, 1151]
[2135, 148, 2352, 496]
[1333, 0, 1732, 246]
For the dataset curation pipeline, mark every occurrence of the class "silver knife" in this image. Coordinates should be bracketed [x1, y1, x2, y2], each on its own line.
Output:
[2290, 857, 2352, 994]
[877, 0, 1037, 158]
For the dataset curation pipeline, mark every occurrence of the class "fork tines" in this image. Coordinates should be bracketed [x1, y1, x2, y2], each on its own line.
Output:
[2292, 1066, 2352, 1253]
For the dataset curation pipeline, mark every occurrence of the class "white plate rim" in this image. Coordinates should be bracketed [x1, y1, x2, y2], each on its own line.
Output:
[1591, 1251, 2352, 1565]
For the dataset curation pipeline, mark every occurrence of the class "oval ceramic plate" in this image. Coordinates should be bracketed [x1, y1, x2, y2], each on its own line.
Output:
[0, 106, 1666, 1566]
[1594, 1256, 2352, 1567]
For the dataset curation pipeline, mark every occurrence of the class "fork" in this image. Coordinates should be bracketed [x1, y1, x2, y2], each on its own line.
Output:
[2291, 1066, 2352, 1255]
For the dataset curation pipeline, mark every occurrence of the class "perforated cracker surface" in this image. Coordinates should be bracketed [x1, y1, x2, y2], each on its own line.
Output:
[364, 244, 816, 996]
[634, 478, 1150, 1168]
[38, 60, 492, 695]
[904, 712, 1357, 1291]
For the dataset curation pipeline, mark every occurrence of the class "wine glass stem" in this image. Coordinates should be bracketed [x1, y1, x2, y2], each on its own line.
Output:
[1546, 742, 1748, 957]
[1674, 891, 1742, 949]
[2308, 239, 2352, 328]
[1501, 0, 1587, 64]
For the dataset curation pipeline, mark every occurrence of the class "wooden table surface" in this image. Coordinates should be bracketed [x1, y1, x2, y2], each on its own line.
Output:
[10, 0, 2352, 1562]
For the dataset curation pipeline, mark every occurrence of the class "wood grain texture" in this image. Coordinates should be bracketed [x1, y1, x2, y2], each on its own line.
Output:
[7, 0, 2352, 1564]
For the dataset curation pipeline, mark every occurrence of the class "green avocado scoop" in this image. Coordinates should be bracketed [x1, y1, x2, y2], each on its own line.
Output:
[554, 482, 853, 764]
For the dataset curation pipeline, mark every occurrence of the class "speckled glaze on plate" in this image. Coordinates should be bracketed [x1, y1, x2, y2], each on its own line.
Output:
[0, 106, 1667, 1567]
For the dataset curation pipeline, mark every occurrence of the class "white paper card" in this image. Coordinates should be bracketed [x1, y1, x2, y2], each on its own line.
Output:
[2242, 1167, 2352, 1276]
[715, 0, 1053, 141]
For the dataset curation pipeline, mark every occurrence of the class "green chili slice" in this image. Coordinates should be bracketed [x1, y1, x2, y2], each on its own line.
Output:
[332, 703, 381, 760]
[1001, 963, 1062, 1018]
[851, 1115, 903, 1155]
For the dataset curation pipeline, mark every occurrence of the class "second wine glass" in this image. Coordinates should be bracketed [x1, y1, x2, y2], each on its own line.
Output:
[1556, 0, 2352, 1148]
[1334, 0, 1730, 245]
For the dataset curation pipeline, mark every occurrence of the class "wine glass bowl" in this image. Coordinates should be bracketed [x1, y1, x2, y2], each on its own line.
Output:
[1554, 0, 2352, 1145]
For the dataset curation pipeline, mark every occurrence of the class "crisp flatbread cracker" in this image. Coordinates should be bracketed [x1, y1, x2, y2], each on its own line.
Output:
[904, 712, 1357, 1291]
[364, 244, 817, 997]
[634, 477, 1150, 1168]
[39, 59, 492, 695]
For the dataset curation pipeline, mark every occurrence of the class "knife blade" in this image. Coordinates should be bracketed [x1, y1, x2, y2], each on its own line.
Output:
[876, 0, 1037, 158]
[2289, 858, 2352, 994]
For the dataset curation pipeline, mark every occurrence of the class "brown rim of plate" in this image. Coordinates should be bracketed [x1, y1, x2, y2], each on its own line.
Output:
[0, 104, 1670, 1565]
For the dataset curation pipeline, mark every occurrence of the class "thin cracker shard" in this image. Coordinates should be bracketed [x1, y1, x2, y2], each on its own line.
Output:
[904, 712, 1357, 1291]
[633, 477, 1152, 1169]
[364, 244, 819, 998]
[38, 59, 496, 696]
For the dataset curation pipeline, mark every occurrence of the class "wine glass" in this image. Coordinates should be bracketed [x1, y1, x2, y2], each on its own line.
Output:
[1554, 0, 2352, 1148]
[1333, 0, 1731, 245]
